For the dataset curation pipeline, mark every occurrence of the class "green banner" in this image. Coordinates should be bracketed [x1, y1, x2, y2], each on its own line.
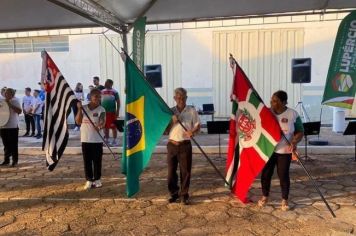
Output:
[121, 55, 172, 197]
[132, 17, 146, 72]
[322, 11, 356, 109]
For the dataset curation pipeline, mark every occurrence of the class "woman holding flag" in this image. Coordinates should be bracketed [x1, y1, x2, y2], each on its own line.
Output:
[258, 90, 304, 211]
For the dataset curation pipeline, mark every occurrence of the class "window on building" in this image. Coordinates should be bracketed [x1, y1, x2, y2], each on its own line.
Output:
[0, 39, 14, 53]
[0, 36, 69, 53]
[15, 38, 32, 53]
[33, 36, 69, 52]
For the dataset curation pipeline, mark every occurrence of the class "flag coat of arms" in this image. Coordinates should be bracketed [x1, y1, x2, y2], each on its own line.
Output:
[227, 60, 281, 202]
[41, 51, 76, 171]
[122, 55, 172, 197]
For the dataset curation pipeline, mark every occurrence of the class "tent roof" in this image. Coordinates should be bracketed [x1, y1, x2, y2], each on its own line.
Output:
[1, 0, 355, 33]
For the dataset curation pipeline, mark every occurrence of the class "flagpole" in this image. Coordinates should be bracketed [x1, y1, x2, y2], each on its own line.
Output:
[80, 106, 119, 161]
[177, 120, 231, 186]
[294, 151, 336, 218]
[281, 134, 336, 218]
[120, 49, 230, 186]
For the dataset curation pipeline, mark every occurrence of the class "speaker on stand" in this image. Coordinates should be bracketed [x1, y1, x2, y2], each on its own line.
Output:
[291, 58, 328, 147]
[144, 64, 162, 88]
[292, 58, 311, 122]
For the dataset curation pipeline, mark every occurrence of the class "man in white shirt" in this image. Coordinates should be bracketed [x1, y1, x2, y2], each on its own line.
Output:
[31, 90, 44, 139]
[166, 87, 200, 205]
[0, 88, 22, 167]
[22, 87, 35, 136]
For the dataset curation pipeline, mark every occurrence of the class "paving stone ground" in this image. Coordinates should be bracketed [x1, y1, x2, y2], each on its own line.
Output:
[0, 152, 355, 235]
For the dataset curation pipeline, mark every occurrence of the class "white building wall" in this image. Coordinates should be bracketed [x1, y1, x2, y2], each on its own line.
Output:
[0, 34, 100, 92]
[174, 19, 344, 122]
[181, 29, 213, 88]
[99, 31, 181, 112]
[0, 12, 350, 124]
[0, 34, 101, 125]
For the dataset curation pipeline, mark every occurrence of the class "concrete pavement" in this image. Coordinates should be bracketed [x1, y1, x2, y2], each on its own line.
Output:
[0, 152, 355, 235]
[0, 126, 355, 235]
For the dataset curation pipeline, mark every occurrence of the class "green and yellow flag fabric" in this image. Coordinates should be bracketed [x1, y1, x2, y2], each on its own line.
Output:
[122, 55, 172, 197]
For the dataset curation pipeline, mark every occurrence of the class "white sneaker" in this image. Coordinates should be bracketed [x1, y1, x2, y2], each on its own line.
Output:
[93, 180, 102, 188]
[83, 181, 92, 190]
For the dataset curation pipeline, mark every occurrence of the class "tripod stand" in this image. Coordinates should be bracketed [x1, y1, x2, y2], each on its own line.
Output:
[302, 121, 321, 161]
[295, 84, 310, 122]
[295, 101, 310, 122]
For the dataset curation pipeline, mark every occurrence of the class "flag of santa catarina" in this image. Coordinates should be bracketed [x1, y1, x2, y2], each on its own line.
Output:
[228, 60, 281, 203]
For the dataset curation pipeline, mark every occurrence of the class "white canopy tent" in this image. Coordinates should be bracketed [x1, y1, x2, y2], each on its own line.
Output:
[0, 0, 354, 119]
[0, 0, 355, 33]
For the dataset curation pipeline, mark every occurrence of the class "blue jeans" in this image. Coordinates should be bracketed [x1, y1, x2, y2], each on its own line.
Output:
[34, 114, 41, 135]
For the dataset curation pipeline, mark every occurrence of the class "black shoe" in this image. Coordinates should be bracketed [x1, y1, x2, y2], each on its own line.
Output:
[30, 133, 35, 137]
[182, 196, 189, 205]
[0, 161, 10, 166]
[11, 162, 17, 167]
[36, 134, 42, 139]
[23, 133, 29, 137]
[168, 195, 179, 203]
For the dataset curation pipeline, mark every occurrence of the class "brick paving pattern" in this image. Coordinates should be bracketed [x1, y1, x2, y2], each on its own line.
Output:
[0, 152, 355, 235]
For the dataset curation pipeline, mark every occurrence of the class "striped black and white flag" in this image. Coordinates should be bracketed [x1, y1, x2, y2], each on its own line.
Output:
[41, 51, 76, 171]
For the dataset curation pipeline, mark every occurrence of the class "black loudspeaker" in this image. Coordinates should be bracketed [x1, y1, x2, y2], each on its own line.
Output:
[291, 58, 311, 83]
[144, 64, 162, 88]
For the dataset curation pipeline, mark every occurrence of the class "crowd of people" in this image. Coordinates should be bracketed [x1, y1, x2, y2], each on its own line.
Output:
[22, 86, 45, 139]
[0, 76, 121, 189]
[0, 77, 303, 210]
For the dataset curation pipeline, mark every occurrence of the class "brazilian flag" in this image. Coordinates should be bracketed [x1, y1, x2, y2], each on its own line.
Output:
[122, 56, 172, 197]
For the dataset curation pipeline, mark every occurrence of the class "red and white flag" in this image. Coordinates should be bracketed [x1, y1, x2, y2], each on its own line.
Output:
[226, 59, 281, 202]
[41, 51, 76, 171]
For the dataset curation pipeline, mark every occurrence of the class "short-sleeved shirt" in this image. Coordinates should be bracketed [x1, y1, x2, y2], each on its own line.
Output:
[0, 97, 21, 129]
[95, 85, 105, 91]
[74, 91, 84, 101]
[80, 104, 106, 143]
[31, 97, 43, 115]
[22, 95, 33, 113]
[39, 90, 45, 101]
[273, 107, 304, 154]
[169, 105, 200, 142]
[101, 88, 119, 113]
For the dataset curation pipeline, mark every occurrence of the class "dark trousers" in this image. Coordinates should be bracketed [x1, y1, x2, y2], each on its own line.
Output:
[72, 105, 80, 127]
[167, 141, 192, 198]
[261, 152, 292, 200]
[82, 142, 103, 181]
[33, 114, 41, 135]
[0, 128, 19, 164]
[24, 114, 35, 134]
